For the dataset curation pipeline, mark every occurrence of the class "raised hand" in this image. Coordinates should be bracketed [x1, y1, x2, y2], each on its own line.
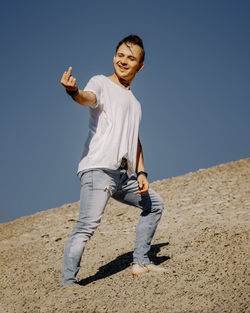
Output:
[61, 66, 78, 91]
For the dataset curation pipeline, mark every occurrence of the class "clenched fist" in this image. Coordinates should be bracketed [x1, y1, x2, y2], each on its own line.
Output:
[61, 66, 78, 92]
[136, 174, 149, 195]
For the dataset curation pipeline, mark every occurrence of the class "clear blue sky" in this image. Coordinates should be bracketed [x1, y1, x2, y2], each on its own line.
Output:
[0, 0, 249, 223]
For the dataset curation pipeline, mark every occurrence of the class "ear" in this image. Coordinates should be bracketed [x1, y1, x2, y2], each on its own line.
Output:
[137, 62, 144, 72]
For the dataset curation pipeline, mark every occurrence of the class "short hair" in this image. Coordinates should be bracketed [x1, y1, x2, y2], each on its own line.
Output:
[116, 34, 145, 63]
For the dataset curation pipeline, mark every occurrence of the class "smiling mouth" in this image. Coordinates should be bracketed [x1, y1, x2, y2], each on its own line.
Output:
[118, 64, 128, 71]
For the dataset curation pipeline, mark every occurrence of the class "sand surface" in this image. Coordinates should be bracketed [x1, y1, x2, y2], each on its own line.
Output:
[0, 158, 249, 313]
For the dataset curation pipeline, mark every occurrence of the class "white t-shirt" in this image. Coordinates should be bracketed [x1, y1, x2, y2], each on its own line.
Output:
[77, 75, 142, 178]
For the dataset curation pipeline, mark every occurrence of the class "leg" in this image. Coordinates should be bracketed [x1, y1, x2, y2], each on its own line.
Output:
[61, 169, 114, 286]
[112, 175, 164, 265]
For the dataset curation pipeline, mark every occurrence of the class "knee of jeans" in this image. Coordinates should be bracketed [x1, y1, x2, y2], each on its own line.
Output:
[154, 195, 165, 214]
[74, 219, 100, 238]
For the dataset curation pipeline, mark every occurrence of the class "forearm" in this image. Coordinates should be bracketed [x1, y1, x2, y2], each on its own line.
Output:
[136, 138, 149, 194]
[136, 138, 145, 173]
[72, 90, 97, 107]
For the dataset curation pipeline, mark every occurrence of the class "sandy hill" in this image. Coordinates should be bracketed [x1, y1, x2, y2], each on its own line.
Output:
[0, 158, 249, 313]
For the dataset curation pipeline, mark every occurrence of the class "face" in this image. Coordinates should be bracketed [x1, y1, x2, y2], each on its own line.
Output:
[113, 43, 144, 82]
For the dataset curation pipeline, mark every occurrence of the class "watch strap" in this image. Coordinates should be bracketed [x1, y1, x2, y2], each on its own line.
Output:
[137, 171, 148, 178]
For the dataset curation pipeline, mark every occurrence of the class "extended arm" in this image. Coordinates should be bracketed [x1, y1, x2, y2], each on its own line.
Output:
[136, 138, 149, 194]
[60, 66, 97, 107]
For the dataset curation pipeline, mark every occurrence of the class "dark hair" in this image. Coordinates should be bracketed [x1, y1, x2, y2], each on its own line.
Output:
[116, 34, 145, 63]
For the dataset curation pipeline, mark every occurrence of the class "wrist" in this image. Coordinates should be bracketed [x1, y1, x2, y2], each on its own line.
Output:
[137, 171, 148, 178]
[66, 87, 79, 98]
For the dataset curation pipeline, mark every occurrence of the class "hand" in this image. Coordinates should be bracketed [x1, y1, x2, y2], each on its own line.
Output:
[136, 174, 149, 195]
[61, 66, 78, 91]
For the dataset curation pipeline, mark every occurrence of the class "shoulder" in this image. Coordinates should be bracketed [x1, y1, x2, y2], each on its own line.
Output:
[88, 75, 106, 82]
[84, 75, 106, 91]
[86, 75, 107, 88]
[130, 91, 141, 104]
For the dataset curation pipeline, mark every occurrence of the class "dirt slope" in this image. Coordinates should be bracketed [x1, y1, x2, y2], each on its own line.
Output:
[0, 158, 249, 313]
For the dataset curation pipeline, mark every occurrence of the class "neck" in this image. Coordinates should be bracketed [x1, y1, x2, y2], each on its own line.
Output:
[119, 77, 130, 88]
[110, 73, 132, 90]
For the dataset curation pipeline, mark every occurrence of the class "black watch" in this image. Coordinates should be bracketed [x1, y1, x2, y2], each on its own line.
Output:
[137, 171, 148, 178]
[66, 88, 79, 97]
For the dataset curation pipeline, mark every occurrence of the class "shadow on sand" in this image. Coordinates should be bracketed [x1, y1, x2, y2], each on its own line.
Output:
[78, 242, 170, 286]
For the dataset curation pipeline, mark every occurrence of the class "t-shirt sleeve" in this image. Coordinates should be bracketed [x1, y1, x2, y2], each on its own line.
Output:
[83, 76, 102, 109]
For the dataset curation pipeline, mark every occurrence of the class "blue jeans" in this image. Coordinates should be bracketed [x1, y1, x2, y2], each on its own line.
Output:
[61, 167, 164, 286]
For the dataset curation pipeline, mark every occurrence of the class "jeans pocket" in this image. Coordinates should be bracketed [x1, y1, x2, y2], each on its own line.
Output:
[80, 170, 93, 187]
[92, 169, 115, 195]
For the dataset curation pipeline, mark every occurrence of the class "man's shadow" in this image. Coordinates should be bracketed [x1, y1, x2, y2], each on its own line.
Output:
[78, 242, 170, 286]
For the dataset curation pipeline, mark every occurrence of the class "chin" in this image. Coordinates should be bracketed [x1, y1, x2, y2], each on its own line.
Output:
[119, 72, 129, 79]
[116, 70, 128, 79]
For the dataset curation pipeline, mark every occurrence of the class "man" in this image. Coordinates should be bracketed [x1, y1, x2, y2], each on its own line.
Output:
[60, 35, 165, 287]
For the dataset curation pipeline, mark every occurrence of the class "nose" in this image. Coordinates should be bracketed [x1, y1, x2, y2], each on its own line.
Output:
[120, 57, 127, 65]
